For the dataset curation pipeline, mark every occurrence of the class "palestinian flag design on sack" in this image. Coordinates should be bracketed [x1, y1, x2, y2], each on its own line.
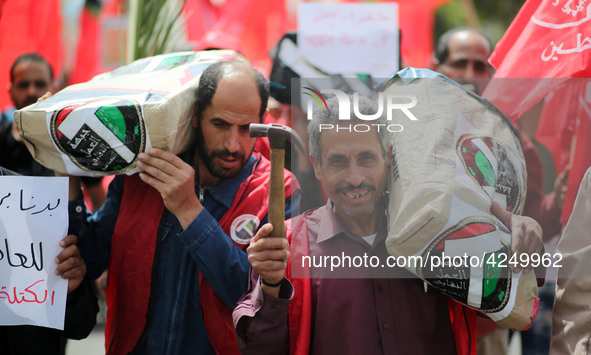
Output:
[51, 99, 145, 174]
[420, 217, 512, 312]
[457, 135, 523, 214]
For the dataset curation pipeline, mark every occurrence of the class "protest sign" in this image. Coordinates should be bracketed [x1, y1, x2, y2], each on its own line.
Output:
[298, 3, 399, 78]
[0, 176, 68, 330]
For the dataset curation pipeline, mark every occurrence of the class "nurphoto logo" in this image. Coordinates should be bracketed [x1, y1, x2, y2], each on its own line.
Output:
[303, 88, 418, 133]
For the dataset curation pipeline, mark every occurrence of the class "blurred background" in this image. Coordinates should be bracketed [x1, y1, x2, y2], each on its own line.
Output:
[0, 0, 526, 111]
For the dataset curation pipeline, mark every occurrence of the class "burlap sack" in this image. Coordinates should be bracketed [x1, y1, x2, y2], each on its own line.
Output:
[382, 68, 538, 330]
[14, 50, 246, 176]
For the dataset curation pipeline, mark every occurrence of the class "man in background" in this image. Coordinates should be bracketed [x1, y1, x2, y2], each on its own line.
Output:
[0, 53, 57, 176]
[0, 53, 99, 355]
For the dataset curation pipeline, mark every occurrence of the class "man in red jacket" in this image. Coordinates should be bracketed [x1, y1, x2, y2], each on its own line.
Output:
[69, 60, 299, 355]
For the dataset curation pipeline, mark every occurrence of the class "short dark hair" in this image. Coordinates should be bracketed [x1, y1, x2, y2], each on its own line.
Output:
[435, 27, 494, 64]
[10, 53, 54, 83]
[196, 61, 269, 121]
[308, 95, 390, 164]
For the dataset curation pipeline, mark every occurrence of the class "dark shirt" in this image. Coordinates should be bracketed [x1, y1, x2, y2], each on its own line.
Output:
[0, 121, 53, 176]
[235, 202, 457, 355]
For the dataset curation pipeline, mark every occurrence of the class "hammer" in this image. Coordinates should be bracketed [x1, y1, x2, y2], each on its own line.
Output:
[250, 123, 306, 238]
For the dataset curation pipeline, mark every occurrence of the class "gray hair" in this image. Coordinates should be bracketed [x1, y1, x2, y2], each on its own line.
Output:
[308, 94, 391, 164]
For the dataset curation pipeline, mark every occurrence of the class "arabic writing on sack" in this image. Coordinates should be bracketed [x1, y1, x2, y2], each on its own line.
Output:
[0, 176, 69, 330]
[531, 0, 591, 61]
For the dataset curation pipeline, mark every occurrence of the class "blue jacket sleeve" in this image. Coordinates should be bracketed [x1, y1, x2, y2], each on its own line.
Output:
[73, 175, 124, 279]
[177, 188, 301, 309]
[177, 208, 250, 308]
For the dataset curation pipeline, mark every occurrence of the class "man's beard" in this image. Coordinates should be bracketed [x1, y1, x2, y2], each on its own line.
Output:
[195, 124, 248, 180]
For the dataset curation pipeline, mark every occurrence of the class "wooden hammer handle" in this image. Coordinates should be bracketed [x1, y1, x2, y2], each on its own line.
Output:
[268, 148, 286, 238]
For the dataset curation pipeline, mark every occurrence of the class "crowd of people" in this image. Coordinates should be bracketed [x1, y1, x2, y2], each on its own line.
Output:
[0, 17, 587, 355]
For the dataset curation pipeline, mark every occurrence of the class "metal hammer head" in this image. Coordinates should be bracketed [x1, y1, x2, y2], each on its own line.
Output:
[249, 123, 306, 155]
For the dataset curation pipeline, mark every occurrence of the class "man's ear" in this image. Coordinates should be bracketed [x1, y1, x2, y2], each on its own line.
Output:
[429, 57, 440, 72]
[191, 103, 199, 128]
[310, 154, 322, 180]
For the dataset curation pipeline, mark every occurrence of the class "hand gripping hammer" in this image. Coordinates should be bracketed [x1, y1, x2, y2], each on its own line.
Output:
[249, 123, 306, 238]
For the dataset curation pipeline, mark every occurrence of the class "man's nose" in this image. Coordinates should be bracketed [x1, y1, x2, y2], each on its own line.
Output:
[464, 63, 477, 80]
[224, 128, 241, 152]
[346, 163, 364, 187]
[27, 84, 39, 96]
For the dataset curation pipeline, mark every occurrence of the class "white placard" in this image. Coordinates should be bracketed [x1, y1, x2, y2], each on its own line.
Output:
[298, 3, 399, 78]
[0, 176, 69, 330]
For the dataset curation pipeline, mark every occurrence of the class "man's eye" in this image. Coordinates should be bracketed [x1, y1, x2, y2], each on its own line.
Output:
[213, 121, 228, 128]
[328, 158, 346, 166]
[450, 59, 468, 69]
[474, 62, 488, 73]
[359, 154, 378, 166]
[34, 80, 48, 89]
[15, 81, 48, 90]
[16, 82, 30, 90]
[239, 125, 250, 133]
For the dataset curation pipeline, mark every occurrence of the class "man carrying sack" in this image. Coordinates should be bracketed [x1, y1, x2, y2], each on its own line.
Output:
[67, 60, 300, 354]
[233, 92, 542, 355]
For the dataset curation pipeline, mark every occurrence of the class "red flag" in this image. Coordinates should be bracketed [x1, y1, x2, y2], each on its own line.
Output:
[0, 0, 63, 110]
[535, 83, 578, 173]
[194, 0, 295, 74]
[484, 0, 591, 120]
[183, 0, 219, 45]
[69, 0, 125, 85]
[489, 0, 591, 79]
[0, 0, 7, 23]
[483, 0, 591, 223]
[561, 87, 591, 223]
[533, 81, 591, 223]
[69, 6, 101, 85]
[399, 0, 453, 68]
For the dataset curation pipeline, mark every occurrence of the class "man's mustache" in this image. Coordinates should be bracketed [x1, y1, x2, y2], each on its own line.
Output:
[210, 149, 244, 161]
[336, 182, 376, 194]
